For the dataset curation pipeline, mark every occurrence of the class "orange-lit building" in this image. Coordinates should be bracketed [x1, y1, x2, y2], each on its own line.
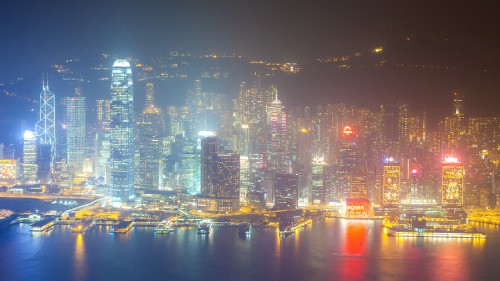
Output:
[342, 198, 372, 218]
[0, 159, 17, 186]
[441, 157, 464, 209]
[383, 160, 400, 209]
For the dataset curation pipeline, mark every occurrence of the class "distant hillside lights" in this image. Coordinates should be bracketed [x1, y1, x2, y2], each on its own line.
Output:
[280, 63, 300, 73]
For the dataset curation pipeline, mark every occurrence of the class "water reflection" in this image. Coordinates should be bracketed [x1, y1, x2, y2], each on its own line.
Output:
[0, 219, 497, 281]
[339, 221, 367, 280]
[73, 233, 86, 281]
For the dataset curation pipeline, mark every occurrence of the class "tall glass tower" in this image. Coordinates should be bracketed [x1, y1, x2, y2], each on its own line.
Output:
[65, 94, 86, 173]
[110, 59, 134, 206]
[265, 88, 287, 172]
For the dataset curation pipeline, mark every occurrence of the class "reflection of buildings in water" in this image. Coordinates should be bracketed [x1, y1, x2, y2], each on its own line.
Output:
[340, 221, 367, 280]
[73, 233, 87, 281]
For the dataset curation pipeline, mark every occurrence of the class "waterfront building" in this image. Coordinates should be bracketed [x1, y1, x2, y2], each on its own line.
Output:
[200, 132, 218, 197]
[110, 59, 135, 206]
[311, 155, 327, 205]
[199, 133, 240, 212]
[0, 159, 17, 187]
[441, 157, 464, 210]
[383, 158, 401, 209]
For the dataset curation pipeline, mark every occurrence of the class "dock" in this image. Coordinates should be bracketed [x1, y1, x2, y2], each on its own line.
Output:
[31, 219, 55, 232]
[113, 220, 134, 234]
[71, 220, 95, 233]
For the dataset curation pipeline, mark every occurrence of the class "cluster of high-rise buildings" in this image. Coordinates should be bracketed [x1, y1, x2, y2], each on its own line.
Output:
[1, 59, 498, 213]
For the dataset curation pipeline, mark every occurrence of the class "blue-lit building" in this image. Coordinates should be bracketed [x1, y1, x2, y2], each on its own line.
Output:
[64, 94, 86, 173]
[110, 59, 134, 206]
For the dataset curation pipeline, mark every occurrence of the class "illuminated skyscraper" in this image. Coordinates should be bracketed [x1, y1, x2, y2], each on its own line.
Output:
[64, 94, 86, 173]
[266, 88, 287, 172]
[311, 155, 327, 205]
[22, 130, 38, 184]
[110, 59, 134, 205]
[338, 125, 357, 171]
[199, 133, 240, 211]
[35, 78, 56, 175]
[349, 173, 368, 198]
[95, 100, 111, 182]
[136, 83, 164, 190]
[179, 141, 199, 194]
[200, 132, 218, 197]
[382, 159, 401, 209]
[335, 125, 357, 200]
[452, 92, 464, 119]
[274, 173, 299, 210]
[441, 157, 464, 209]
[214, 153, 240, 199]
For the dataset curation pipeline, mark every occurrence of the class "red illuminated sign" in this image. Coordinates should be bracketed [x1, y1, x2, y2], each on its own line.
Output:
[345, 198, 371, 214]
[342, 126, 353, 136]
[346, 205, 365, 212]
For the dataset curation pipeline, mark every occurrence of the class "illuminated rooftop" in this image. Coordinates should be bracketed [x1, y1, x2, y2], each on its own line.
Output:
[113, 59, 131, 68]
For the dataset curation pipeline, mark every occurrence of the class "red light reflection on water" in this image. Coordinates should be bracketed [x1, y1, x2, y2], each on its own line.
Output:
[337, 221, 368, 280]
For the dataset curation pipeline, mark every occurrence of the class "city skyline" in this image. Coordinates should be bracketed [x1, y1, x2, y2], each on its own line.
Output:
[0, 2, 499, 281]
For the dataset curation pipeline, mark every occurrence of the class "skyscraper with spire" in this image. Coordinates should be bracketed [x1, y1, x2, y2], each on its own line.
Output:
[35, 76, 56, 181]
[110, 59, 134, 205]
[265, 86, 287, 172]
[136, 82, 164, 190]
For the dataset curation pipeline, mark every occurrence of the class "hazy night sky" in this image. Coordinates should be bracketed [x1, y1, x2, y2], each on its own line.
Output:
[0, 0, 499, 133]
[1, 1, 499, 63]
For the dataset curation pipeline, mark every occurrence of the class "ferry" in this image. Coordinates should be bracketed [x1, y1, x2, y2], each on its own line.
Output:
[198, 221, 212, 235]
[389, 230, 486, 239]
[154, 220, 174, 234]
[31, 219, 55, 232]
[238, 223, 250, 235]
[113, 220, 134, 234]
[281, 227, 293, 236]
[71, 220, 95, 233]
[280, 219, 312, 236]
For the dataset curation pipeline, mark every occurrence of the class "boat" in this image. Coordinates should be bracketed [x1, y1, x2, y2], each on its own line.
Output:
[113, 220, 134, 234]
[281, 227, 293, 236]
[389, 230, 486, 239]
[198, 221, 212, 234]
[238, 223, 250, 235]
[154, 220, 174, 234]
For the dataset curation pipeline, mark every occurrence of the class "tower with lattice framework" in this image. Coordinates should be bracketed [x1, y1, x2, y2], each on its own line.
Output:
[35, 76, 56, 172]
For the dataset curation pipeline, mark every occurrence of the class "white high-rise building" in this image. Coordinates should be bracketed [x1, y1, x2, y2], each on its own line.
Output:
[65, 94, 86, 173]
[22, 130, 38, 184]
[110, 59, 134, 206]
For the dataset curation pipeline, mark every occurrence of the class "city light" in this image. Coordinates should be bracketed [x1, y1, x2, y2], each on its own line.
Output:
[0, 3, 499, 279]
[444, 157, 459, 163]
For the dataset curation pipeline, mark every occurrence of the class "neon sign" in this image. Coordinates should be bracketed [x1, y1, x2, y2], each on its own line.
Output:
[343, 126, 353, 136]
